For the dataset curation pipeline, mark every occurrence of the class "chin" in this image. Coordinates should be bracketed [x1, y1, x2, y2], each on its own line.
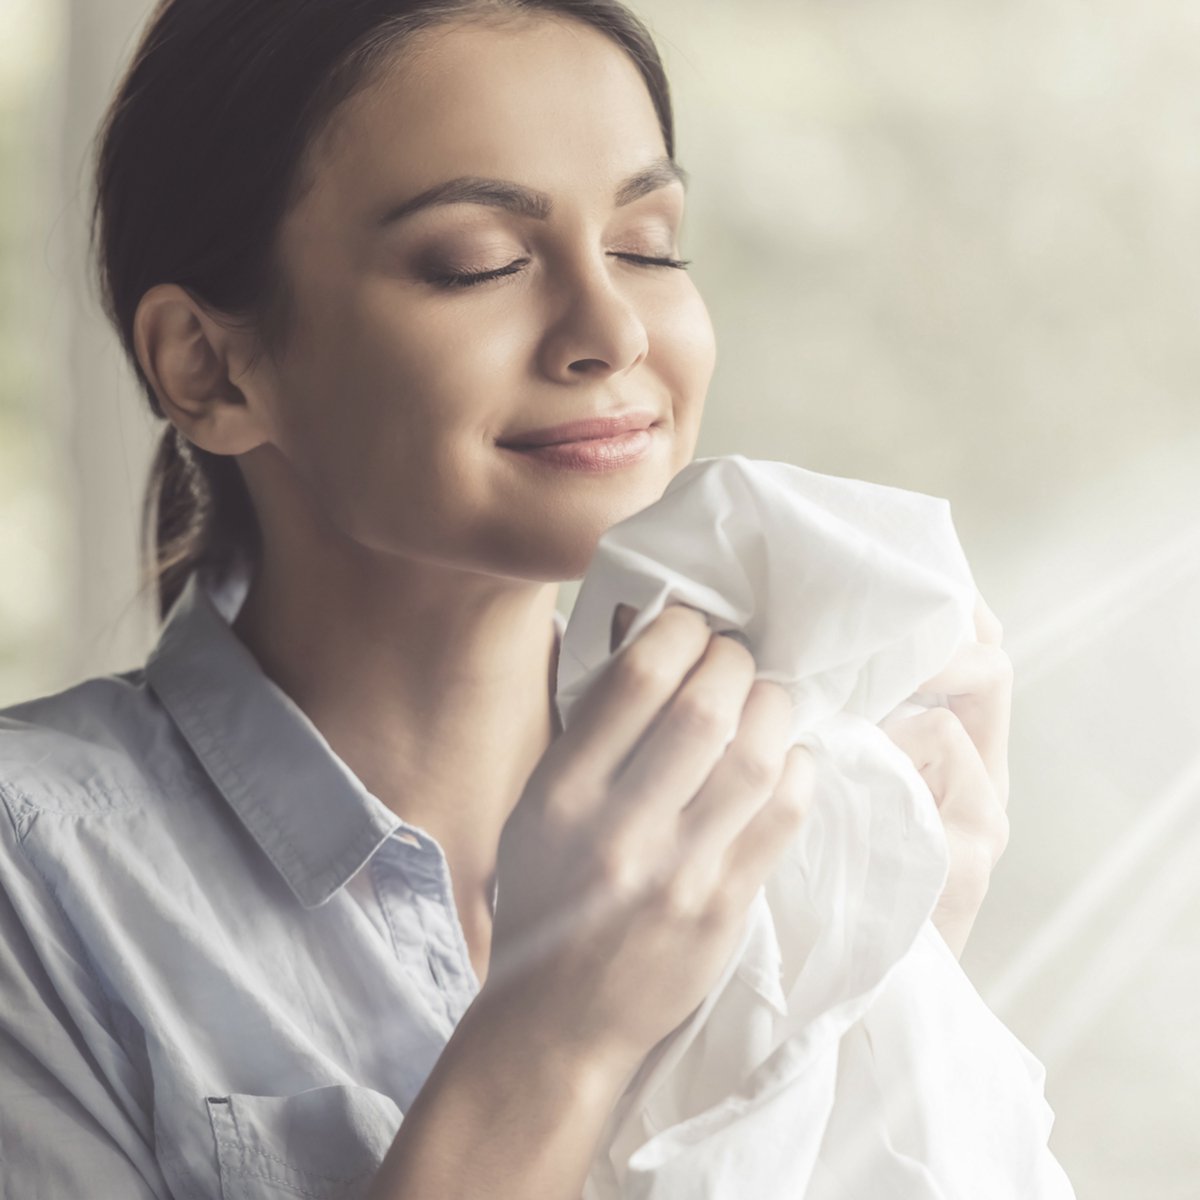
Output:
[480, 507, 636, 584]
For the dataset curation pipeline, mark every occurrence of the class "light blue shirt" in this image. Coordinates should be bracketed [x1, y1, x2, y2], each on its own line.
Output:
[0, 565, 566, 1199]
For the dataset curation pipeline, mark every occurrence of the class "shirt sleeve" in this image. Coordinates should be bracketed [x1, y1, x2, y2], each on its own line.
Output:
[0, 811, 175, 1199]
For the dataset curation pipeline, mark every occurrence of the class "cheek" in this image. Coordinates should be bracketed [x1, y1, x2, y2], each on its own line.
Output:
[650, 283, 716, 438]
[399, 308, 531, 406]
[275, 288, 502, 454]
[262, 297, 520, 545]
[351, 278, 534, 420]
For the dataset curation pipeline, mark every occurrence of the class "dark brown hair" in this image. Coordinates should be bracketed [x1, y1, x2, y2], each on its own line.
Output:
[89, 0, 677, 621]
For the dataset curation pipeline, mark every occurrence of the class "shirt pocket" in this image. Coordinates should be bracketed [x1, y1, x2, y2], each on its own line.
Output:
[206, 1084, 403, 1200]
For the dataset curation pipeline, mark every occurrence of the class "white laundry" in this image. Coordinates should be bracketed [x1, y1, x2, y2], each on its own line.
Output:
[557, 456, 1076, 1200]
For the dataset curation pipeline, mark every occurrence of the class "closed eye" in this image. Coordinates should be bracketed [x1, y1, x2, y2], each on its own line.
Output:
[428, 258, 531, 289]
[428, 252, 692, 290]
[610, 252, 692, 271]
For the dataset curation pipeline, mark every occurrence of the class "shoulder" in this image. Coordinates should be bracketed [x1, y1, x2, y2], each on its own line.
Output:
[0, 670, 179, 823]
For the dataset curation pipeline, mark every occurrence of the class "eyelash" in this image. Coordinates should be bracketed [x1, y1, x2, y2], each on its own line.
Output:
[429, 252, 692, 290]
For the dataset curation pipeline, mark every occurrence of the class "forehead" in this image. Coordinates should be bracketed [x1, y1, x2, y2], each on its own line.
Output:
[297, 15, 668, 220]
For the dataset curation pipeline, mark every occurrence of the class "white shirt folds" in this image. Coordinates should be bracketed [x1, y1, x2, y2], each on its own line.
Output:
[556, 455, 1078, 1200]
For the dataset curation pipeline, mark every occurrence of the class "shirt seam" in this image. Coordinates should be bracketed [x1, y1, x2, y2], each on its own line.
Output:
[0, 803, 154, 1148]
[0, 777, 146, 823]
[370, 854, 404, 962]
[0, 783, 28, 840]
[428, 855, 483, 1006]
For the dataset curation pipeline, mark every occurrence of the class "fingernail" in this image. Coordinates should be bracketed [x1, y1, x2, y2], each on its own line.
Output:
[610, 603, 638, 653]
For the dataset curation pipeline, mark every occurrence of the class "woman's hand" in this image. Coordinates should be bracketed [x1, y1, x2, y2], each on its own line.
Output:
[481, 603, 816, 1082]
[879, 592, 1013, 959]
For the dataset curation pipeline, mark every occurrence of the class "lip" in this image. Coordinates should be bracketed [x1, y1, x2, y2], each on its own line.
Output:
[500, 428, 655, 472]
[497, 410, 658, 449]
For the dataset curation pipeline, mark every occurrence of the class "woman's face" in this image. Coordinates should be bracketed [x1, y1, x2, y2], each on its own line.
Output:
[251, 14, 716, 583]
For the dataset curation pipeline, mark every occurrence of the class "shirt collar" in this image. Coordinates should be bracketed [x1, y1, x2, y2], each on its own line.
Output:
[144, 564, 400, 908]
[145, 563, 567, 910]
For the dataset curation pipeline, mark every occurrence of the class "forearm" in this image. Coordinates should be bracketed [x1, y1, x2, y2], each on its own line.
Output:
[366, 993, 634, 1200]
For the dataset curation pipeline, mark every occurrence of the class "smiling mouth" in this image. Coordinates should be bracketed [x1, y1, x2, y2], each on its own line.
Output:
[497, 411, 659, 449]
[497, 425, 657, 472]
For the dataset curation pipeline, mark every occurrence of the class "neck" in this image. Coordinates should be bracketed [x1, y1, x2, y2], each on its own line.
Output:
[231, 541, 563, 890]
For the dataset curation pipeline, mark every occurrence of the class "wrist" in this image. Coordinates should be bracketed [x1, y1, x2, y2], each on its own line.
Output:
[457, 986, 639, 1107]
[367, 990, 638, 1200]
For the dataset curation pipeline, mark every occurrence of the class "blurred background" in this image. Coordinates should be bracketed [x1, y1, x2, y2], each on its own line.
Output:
[2, 0, 1197, 1195]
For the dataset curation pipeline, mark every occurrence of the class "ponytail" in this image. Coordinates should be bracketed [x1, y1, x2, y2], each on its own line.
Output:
[140, 425, 260, 621]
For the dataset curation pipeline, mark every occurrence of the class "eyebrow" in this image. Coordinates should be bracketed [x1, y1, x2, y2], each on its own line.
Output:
[374, 156, 689, 228]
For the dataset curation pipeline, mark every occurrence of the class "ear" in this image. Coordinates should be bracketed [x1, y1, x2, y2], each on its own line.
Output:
[132, 283, 273, 456]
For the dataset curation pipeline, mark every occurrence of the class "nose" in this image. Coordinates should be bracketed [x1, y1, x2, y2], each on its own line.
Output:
[537, 261, 650, 383]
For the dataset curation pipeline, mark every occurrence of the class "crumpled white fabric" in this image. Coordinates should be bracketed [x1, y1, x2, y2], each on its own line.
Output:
[557, 456, 1076, 1200]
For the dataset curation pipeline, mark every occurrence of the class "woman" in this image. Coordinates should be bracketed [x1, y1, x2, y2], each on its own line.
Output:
[0, 1, 1012, 1197]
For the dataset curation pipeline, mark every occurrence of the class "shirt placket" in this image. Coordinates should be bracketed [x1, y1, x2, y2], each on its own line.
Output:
[373, 832, 480, 1032]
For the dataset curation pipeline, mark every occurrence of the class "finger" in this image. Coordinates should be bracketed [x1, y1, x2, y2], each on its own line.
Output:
[880, 709, 1009, 846]
[610, 631, 759, 820]
[611, 600, 709, 654]
[913, 642, 1012, 795]
[973, 591, 1004, 646]
[720, 744, 816, 909]
[678, 679, 793, 854]
[542, 605, 715, 804]
[917, 639, 1011, 698]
